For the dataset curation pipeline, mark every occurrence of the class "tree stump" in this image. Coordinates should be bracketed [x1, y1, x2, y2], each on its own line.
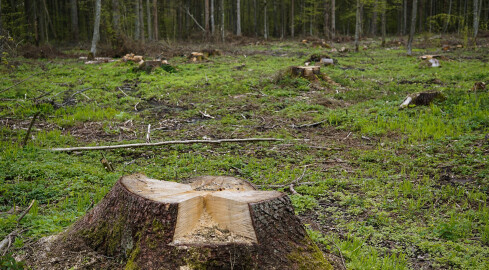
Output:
[26, 174, 333, 269]
[290, 66, 321, 80]
[188, 52, 206, 62]
[400, 91, 446, 109]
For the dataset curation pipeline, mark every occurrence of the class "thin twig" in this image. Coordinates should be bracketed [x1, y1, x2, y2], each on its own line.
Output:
[48, 138, 287, 152]
[291, 120, 327, 129]
[17, 199, 36, 223]
[330, 237, 347, 270]
[0, 72, 40, 94]
[21, 112, 40, 147]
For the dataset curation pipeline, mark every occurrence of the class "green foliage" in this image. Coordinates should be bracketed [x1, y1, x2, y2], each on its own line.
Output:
[0, 41, 489, 269]
[290, 195, 319, 214]
[0, 254, 25, 270]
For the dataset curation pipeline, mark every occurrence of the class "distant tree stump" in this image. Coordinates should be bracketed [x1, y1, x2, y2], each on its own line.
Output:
[25, 174, 333, 269]
[188, 52, 206, 62]
[290, 66, 321, 80]
[400, 91, 446, 109]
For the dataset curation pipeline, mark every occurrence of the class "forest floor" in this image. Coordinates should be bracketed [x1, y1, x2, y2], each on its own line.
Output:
[0, 36, 488, 269]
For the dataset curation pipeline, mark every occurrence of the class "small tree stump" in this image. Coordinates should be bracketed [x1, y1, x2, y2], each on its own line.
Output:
[188, 52, 206, 62]
[25, 174, 333, 269]
[290, 66, 321, 80]
[400, 91, 446, 109]
[137, 60, 167, 72]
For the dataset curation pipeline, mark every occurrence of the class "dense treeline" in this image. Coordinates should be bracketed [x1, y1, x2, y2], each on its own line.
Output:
[0, 0, 487, 45]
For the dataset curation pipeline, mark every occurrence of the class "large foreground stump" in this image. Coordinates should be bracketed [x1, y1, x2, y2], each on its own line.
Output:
[25, 174, 333, 269]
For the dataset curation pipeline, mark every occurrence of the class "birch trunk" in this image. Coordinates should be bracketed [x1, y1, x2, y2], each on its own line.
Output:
[90, 0, 102, 56]
[407, 0, 418, 55]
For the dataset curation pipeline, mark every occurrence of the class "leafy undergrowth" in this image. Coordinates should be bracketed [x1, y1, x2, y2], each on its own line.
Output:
[1, 39, 488, 269]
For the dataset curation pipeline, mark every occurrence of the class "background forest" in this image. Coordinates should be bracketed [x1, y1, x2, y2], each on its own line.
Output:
[0, 0, 488, 47]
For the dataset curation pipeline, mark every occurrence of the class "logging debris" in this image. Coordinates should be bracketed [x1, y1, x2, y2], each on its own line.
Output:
[400, 91, 446, 109]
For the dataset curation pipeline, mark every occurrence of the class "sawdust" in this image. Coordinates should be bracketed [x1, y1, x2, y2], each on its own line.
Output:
[172, 210, 254, 245]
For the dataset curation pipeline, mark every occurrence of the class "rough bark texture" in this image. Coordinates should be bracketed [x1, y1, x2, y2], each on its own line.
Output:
[23, 174, 332, 270]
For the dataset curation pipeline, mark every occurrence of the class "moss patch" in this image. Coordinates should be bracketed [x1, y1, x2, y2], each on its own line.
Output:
[288, 237, 333, 270]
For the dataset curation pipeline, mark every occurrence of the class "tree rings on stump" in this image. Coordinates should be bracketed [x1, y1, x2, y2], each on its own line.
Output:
[22, 174, 333, 270]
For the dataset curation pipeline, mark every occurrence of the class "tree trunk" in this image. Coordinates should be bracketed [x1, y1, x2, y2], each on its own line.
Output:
[372, 0, 378, 36]
[354, 0, 361, 51]
[473, 0, 480, 39]
[381, 0, 386, 46]
[403, 0, 407, 35]
[264, 0, 268, 39]
[139, 0, 145, 42]
[254, 0, 257, 36]
[135, 1, 140, 40]
[70, 0, 78, 42]
[23, 174, 333, 270]
[90, 0, 101, 56]
[443, 0, 452, 33]
[291, 0, 295, 38]
[205, 0, 210, 36]
[407, 0, 418, 55]
[236, 0, 241, 36]
[211, 0, 215, 35]
[153, 0, 158, 40]
[146, 0, 152, 40]
[331, 0, 335, 39]
[323, 0, 329, 38]
[221, 0, 225, 41]
[112, 0, 120, 34]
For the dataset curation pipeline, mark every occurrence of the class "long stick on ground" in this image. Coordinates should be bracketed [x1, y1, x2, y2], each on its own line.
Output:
[21, 112, 40, 147]
[49, 138, 285, 152]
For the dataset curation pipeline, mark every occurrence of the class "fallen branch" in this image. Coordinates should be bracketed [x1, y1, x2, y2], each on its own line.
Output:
[183, 7, 206, 32]
[0, 72, 40, 94]
[0, 200, 35, 255]
[21, 112, 41, 147]
[48, 138, 286, 152]
[291, 120, 327, 129]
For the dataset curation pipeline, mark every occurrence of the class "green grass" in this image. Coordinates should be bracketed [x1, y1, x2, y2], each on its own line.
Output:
[0, 39, 488, 269]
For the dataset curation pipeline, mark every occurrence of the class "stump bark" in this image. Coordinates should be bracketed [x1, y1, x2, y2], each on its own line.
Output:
[27, 174, 333, 270]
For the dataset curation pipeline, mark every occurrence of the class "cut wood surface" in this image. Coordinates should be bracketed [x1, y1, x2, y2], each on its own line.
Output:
[22, 174, 333, 269]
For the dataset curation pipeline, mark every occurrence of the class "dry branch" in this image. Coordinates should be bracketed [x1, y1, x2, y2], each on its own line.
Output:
[21, 112, 40, 147]
[48, 138, 286, 152]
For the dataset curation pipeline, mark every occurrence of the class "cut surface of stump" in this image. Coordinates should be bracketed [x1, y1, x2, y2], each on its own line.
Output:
[188, 52, 206, 62]
[290, 66, 321, 80]
[23, 174, 333, 270]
